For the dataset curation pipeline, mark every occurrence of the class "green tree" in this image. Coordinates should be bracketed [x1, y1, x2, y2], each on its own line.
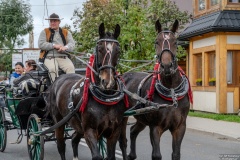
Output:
[119, 0, 156, 72]
[0, 50, 13, 77]
[148, 0, 189, 30]
[72, 0, 123, 52]
[0, 0, 33, 73]
[0, 0, 33, 49]
[72, 0, 190, 72]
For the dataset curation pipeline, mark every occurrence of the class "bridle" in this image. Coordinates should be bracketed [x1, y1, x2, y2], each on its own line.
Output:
[88, 38, 127, 106]
[95, 38, 120, 73]
[155, 31, 178, 75]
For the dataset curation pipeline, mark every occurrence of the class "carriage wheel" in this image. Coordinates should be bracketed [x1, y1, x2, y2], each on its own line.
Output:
[0, 107, 7, 152]
[27, 114, 44, 160]
[98, 136, 107, 159]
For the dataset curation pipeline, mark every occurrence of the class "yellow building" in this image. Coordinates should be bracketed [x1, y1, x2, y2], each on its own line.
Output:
[179, 0, 240, 113]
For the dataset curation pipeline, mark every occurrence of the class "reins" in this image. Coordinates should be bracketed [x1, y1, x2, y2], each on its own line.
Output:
[37, 98, 83, 136]
[74, 55, 99, 76]
[65, 51, 99, 76]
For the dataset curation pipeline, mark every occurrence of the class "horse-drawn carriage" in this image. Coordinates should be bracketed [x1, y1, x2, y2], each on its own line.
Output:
[0, 63, 86, 159]
[0, 20, 191, 160]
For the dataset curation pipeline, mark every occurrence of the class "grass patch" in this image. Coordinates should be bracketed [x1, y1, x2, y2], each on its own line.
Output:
[188, 110, 240, 123]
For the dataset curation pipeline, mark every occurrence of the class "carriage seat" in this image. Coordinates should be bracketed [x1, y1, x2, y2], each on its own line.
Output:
[13, 79, 40, 98]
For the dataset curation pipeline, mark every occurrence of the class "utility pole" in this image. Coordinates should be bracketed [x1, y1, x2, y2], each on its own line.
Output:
[29, 30, 34, 48]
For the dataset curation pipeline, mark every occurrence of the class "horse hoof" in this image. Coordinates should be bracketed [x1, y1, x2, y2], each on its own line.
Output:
[127, 154, 136, 160]
[92, 156, 104, 160]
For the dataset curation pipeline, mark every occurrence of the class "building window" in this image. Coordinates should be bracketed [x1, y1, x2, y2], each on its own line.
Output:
[196, 55, 202, 79]
[227, 51, 233, 84]
[211, 0, 219, 6]
[199, 0, 205, 11]
[208, 53, 216, 80]
[229, 0, 240, 3]
[227, 50, 240, 85]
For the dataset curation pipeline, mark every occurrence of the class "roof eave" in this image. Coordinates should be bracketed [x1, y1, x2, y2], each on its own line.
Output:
[178, 27, 240, 41]
[178, 28, 213, 41]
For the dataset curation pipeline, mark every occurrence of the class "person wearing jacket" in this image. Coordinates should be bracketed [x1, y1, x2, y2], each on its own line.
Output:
[38, 13, 75, 83]
[9, 62, 24, 86]
[13, 60, 39, 96]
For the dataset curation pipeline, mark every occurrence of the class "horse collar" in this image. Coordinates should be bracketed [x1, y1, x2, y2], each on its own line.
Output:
[146, 63, 192, 105]
[155, 75, 189, 102]
[80, 54, 129, 108]
[89, 78, 126, 105]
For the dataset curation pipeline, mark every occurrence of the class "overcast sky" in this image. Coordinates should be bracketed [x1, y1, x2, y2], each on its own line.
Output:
[22, 0, 86, 48]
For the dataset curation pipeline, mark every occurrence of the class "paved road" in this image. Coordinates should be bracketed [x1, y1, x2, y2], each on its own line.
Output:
[1, 118, 240, 160]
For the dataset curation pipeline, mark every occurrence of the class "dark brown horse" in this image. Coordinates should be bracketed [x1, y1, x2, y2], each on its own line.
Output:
[45, 23, 128, 160]
[122, 20, 192, 160]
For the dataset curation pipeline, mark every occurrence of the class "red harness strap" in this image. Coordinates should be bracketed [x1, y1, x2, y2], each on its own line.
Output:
[147, 63, 159, 101]
[79, 55, 129, 112]
[147, 64, 193, 104]
[92, 95, 129, 107]
[79, 54, 94, 113]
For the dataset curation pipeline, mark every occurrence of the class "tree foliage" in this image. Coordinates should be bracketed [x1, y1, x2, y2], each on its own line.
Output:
[0, 0, 33, 49]
[0, 0, 33, 72]
[148, 0, 189, 29]
[72, 0, 190, 72]
[119, 1, 156, 71]
[72, 0, 123, 52]
[0, 50, 13, 75]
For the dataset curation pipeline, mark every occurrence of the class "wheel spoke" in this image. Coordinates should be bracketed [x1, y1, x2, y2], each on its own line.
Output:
[36, 144, 41, 159]
[32, 145, 36, 159]
[0, 131, 3, 148]
[0, 109, 6, 151]
[30, 120, 37, 131]
[30, 145, 34, 152]
[0, 130, 4, 139]
[27, 114, 43, 160]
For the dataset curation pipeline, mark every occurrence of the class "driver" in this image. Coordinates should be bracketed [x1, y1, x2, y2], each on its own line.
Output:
[38, 13, 75, 83]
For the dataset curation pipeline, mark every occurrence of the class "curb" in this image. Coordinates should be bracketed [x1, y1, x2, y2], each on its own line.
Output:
[127, 116, 240, 141]
[186, 128, 239, 141]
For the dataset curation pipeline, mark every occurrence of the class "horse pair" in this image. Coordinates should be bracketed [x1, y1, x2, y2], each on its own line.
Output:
[45, 20, 191, 160]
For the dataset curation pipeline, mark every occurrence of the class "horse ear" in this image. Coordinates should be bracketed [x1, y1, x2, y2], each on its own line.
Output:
[171, 20, 179, 33]
[99, 23, 105, 38]
[114, 24, 120, 39]
[155, 20, 162, 33]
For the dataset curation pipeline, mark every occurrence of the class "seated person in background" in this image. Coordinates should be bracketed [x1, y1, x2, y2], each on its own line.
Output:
[9, 62, 24, 85]
[13, 60, 39, 96]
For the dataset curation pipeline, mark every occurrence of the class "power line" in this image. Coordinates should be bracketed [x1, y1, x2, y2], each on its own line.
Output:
[31, 2, 82, 7]
[42, 0, 49, 26]
[33, 24, 49, 26]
